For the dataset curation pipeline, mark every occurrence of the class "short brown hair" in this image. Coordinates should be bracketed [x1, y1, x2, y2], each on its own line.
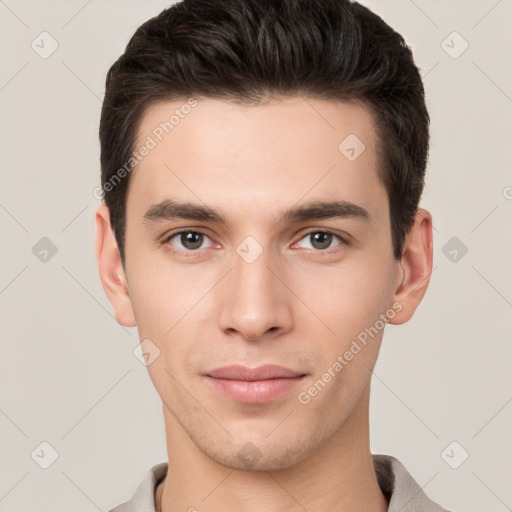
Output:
[99, 0, 430, 264]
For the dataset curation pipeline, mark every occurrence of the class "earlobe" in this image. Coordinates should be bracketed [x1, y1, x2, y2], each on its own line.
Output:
[388, 208, 433, 325]
[95, 205, 137, 327]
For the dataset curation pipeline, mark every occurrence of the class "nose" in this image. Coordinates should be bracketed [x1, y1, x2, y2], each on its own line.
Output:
[217, 245, 294, 342]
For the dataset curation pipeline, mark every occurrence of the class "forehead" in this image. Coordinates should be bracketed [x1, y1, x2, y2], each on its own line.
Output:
[127, 96, 387, 224]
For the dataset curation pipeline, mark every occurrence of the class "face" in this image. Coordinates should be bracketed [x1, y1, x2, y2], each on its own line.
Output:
[97, 96, 428, 471]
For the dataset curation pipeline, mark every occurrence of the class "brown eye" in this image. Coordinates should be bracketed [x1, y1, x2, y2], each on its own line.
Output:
[180, 232, 204, 250]
[166, 230, 212, 251]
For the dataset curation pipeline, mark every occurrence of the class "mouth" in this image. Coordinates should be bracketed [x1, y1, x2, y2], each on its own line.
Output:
[203, 364, 307, 404]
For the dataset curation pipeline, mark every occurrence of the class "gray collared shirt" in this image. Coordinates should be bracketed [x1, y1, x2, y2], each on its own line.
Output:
[109, 454, 452, 512]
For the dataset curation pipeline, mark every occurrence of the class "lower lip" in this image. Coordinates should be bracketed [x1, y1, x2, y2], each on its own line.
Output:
[205, 376, 306, 403]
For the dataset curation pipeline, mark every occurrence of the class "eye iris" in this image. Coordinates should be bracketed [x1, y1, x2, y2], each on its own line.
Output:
[182, 232, 203, 250]
[311, 232, 332, 250]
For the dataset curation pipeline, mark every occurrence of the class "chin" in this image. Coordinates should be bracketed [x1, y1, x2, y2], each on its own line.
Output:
[201, 437, 316, 472]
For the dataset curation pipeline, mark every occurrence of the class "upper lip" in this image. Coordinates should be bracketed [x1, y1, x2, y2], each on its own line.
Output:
[205, 364, 305, 381]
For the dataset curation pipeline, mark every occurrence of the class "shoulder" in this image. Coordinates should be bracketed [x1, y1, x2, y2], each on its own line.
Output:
[372, 454, 454, 512]
[108, 462, 168, 512]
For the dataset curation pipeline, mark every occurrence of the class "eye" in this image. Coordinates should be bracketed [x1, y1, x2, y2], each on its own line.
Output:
[294, 230, 345, 251]
[165, 230, 215, 251]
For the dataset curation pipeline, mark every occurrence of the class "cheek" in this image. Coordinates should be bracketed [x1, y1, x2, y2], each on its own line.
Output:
[288, 257, 396, 399]
[126, 269, 165, 336]
[125, 253, 221, 388]
[292, 255, 395, 338]
[126, 249, 211, 335]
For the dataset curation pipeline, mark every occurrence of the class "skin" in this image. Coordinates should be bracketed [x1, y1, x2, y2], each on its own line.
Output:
[96, 96, 433, 512]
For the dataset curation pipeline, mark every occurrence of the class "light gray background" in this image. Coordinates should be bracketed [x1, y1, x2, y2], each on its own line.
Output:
[1, 1, 511, 511]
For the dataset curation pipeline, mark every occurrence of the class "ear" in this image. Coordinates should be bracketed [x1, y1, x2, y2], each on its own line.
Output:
[388, 208, 433, 325]
[95, 204, 136, 327]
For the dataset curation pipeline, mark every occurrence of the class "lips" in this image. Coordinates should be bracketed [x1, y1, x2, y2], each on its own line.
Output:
[206, 364, 305, 381]
[204, 364, 307, 403]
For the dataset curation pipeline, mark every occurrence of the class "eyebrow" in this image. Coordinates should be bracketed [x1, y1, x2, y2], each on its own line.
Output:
[142, 199, 371, 227]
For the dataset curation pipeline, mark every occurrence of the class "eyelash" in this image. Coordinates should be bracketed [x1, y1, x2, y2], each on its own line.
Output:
[163, 228, 348, 255]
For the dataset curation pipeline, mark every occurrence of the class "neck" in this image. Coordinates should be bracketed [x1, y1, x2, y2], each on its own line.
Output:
[158, 386, 388, 512]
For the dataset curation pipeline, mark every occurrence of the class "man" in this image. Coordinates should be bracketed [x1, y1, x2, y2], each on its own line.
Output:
[95, 0, 451, 510]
